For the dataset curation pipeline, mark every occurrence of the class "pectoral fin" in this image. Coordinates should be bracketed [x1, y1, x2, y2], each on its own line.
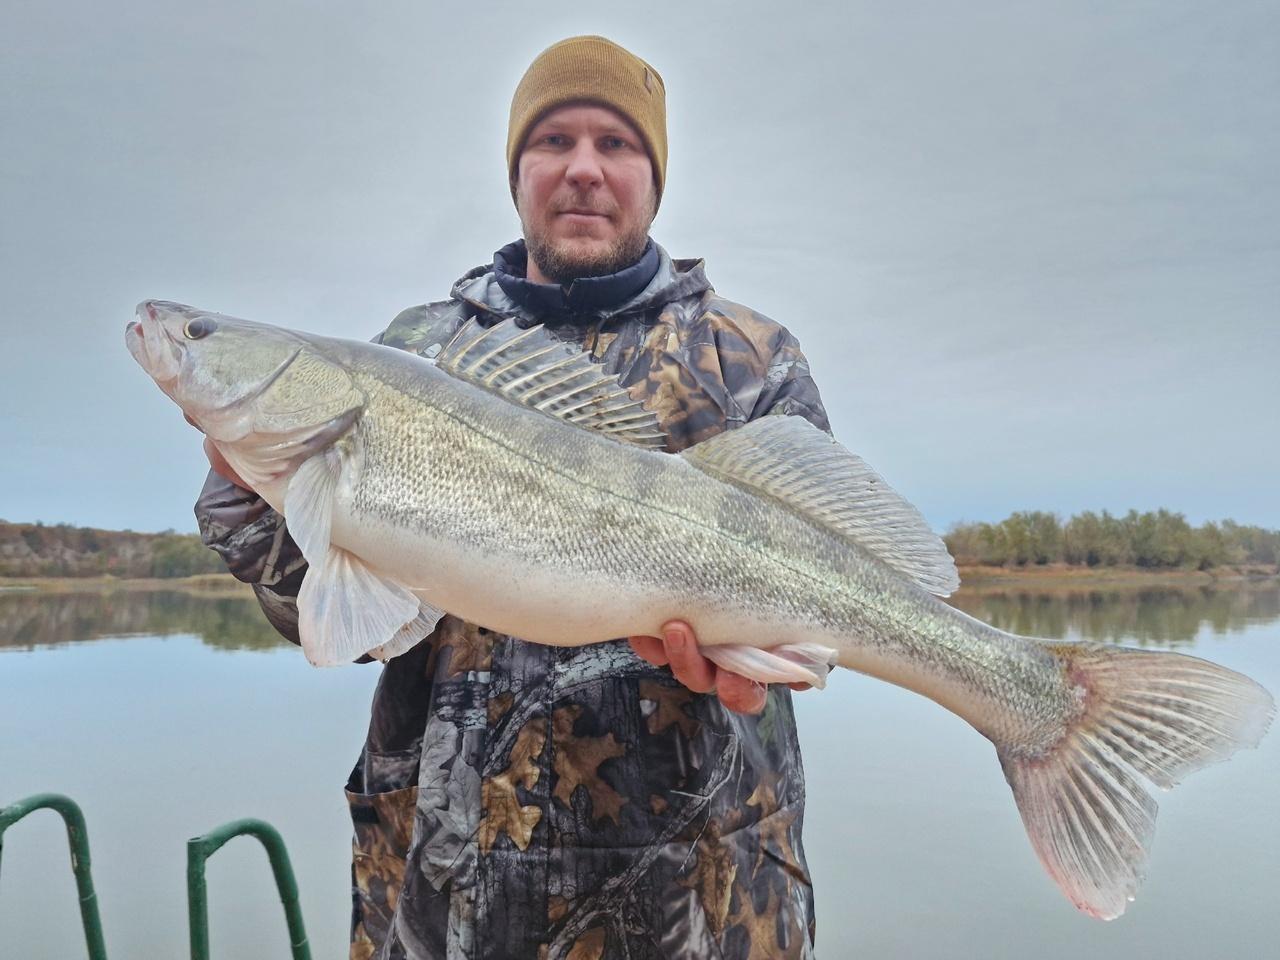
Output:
[298, 546, 438, 666]
[283, 447, 343, 565]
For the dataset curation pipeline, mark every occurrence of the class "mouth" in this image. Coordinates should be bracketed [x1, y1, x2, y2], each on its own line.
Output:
[126, 304, 183, 383]
[557, 209, 610, 219]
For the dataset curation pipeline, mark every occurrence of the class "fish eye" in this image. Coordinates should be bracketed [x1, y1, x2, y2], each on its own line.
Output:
[183, 317, 217, 340]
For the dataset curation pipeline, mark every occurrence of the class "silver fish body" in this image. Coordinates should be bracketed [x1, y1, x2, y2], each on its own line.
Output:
[128, 299, 1273, 920]
[312, 345, 1067, 742]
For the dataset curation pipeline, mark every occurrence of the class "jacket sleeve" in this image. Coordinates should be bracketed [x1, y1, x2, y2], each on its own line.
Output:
[692, 294, 832, 437]
[195, 469, 306, 644]
[748, 328, 832, 434]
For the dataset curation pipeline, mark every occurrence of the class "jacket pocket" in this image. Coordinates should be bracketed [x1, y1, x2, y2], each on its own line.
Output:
[346, 748, 419, 960]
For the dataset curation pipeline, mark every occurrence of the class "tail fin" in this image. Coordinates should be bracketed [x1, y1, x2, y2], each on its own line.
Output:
[997, 642, 1273, 920]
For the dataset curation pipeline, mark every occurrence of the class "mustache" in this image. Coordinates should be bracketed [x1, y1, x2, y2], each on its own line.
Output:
[551, 193, 616, 216]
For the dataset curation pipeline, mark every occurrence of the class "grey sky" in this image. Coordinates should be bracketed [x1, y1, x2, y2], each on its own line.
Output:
[2, 0, 1276, 533]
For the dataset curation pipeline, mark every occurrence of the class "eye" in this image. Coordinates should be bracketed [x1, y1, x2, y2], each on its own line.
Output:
[183, 317, 217, 339]
[601, 136, 629, 150]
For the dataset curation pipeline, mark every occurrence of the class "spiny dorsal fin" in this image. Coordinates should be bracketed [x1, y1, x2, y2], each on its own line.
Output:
[436, 318, 668, 449]
[683, 415, 960, 596]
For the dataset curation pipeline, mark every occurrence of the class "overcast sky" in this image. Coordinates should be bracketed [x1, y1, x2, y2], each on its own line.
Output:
[2, 0, 1276, 534]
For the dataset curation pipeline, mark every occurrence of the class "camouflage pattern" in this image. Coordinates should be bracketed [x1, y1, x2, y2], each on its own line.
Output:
[196, 243, 831, 959]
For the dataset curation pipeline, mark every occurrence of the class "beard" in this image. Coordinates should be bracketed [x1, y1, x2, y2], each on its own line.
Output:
[520, 191, 656, 285]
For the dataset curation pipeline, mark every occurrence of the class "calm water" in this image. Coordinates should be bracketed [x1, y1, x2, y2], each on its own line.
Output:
[1, 583, 1276, 959]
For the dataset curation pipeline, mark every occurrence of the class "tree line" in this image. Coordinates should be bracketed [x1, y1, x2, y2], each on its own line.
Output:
[6, 510, 1278, 579]
[0, 520, 226, 579]
[945, 509, 1280, 570]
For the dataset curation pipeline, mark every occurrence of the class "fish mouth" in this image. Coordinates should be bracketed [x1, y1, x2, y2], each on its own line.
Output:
[126, 303, 183, 384]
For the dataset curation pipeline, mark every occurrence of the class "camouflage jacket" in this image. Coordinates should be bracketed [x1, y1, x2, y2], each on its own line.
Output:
[195, 243, 831, 960]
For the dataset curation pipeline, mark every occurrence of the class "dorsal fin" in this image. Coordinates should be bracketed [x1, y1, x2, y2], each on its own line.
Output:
[435, 318, 668, 449]
[682, 415, 960, 596]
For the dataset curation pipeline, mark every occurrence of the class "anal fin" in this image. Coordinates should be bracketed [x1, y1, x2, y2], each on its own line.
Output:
[702, 642, 838, 689]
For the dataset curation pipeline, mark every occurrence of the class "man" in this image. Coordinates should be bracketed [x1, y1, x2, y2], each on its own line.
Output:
[197, 35, 829, 960]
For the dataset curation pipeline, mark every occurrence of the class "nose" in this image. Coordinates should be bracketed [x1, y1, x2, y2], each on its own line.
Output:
[563, 140, 605, 189]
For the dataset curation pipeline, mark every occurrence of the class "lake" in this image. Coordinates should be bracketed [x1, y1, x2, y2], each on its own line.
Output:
[1, 582, 1276, 958]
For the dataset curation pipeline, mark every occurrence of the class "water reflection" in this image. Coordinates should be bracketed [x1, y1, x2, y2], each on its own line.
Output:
[947, 581, 1280, 647]
[1, 581, 1277, 655]
[0, 587, 288, 652]
[1, 582, 1276, 960]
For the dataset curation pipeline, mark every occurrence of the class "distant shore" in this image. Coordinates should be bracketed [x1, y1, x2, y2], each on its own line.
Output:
[0, 574, 251, 594]
[4, 565, 1277, 596]
[954, 563, 1279, 589]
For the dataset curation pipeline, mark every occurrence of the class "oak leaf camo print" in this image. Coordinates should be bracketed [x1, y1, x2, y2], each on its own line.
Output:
[196, 245, 829, 960]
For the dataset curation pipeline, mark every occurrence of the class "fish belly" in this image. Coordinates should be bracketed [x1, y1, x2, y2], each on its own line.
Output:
[332, 504, 816, 650]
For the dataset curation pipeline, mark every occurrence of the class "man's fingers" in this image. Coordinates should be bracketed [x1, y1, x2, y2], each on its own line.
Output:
[634, 621, 799, 710]
[204, 436, 252, 490]
[716, 671, 768, 714]
[628, 635, 669, 666]
[661, 621, 716, 694]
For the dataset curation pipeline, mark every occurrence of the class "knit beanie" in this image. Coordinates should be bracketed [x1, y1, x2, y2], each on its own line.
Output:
[507, 35, 667, 206]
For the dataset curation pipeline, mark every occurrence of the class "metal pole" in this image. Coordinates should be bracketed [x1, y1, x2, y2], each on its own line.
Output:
[0, 793, 109, 960]
[186, 818, 311, 960]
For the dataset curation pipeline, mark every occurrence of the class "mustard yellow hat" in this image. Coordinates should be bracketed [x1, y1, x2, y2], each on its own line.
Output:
[507, 35, 667, 205]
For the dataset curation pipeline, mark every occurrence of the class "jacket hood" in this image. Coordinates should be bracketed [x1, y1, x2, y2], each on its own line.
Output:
[449, 241, 712, 325]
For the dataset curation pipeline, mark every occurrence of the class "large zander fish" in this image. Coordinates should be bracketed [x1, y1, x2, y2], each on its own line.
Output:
[127, 299, 1273, 921]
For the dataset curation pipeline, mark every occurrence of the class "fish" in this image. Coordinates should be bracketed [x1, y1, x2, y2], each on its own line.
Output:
[126, 298, 1274, 920]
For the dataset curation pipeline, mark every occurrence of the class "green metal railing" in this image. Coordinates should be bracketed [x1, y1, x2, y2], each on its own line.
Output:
[187, 818, 311, 960]
[1, 793, 311, 959]
[0, 793, 109, 960]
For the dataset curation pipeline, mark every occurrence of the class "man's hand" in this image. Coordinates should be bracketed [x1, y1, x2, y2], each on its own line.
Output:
[202, 434, 252, 491]
[628, 620, 810, 715]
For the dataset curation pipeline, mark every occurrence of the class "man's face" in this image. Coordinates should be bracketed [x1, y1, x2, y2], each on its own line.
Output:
[515, 103, 657, 285]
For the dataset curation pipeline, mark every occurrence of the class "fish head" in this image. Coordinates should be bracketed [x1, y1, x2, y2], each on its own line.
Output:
[128, 300, 365, 487]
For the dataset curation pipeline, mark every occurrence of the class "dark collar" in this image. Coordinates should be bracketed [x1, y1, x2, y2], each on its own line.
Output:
[492, 238, 660, 319]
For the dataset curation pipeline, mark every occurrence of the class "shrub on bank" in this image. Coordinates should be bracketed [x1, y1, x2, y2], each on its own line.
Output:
[0, 520, 224, 579]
